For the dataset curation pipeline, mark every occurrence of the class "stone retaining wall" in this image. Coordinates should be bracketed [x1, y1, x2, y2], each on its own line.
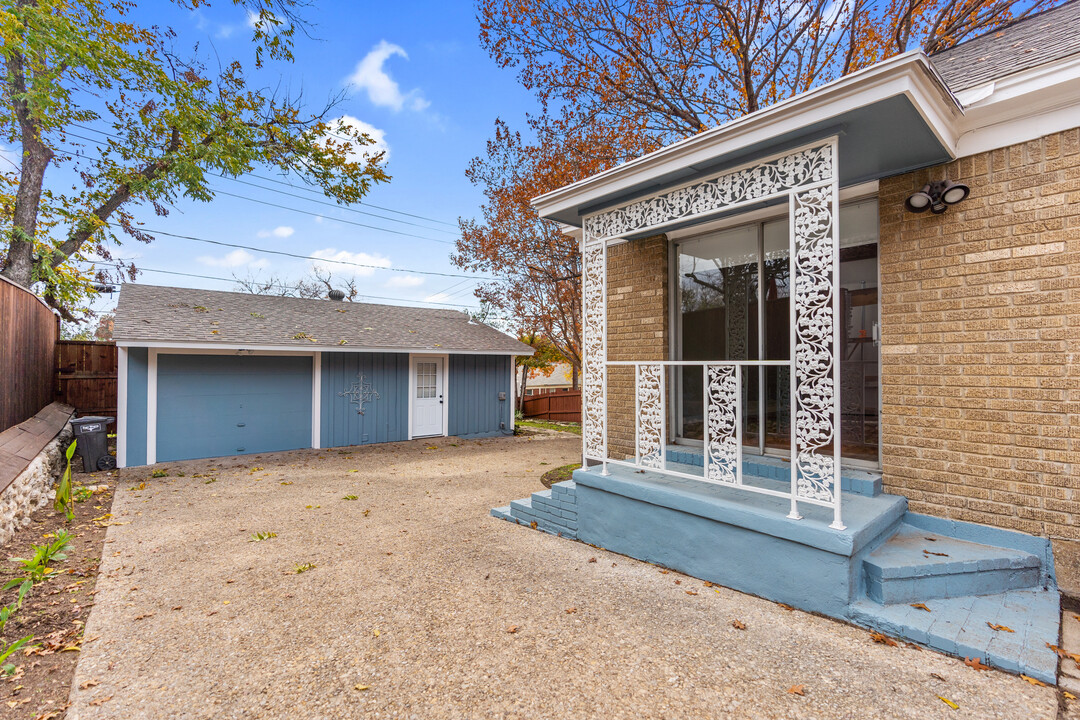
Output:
[0, 425, 73, 546]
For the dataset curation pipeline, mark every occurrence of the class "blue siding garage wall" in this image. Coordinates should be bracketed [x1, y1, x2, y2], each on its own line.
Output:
[448, 354, 511, 438]
[125, 348, 148, 466]
[321, 352, 408, 447]
[156, 354, 312, 462]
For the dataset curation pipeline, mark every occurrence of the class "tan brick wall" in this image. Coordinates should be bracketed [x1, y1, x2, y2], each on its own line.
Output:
[879, 128, 1080, 538]
[606, 236, 669, 459]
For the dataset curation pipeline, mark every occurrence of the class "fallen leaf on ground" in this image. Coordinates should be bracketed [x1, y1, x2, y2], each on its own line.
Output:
[870, 632, 898, 647]
[787, 684, 805, 696]
[565, 608, 577, 614]
[172, 606, 182, 611]
[778, 603, 794, 611]
[930, 673, 945, 681]
[506, 625, 519, 634]
[923, 550, 949, 557]
[1047, 644, 1080, 663]
[373, 629, 380, 637]
[1065, 691, 1077, 700]
[910, 603, 931, 612]
[731, 620, 746, 630]
[530, 521, 538, 530]
[588, 557, 597, 563]
[78, 679, 100, 690]
[703, 581, 714, 587]
[674, 580, 681, 585]
[964, 657, 990, 671]
[133, 613, 154, 621]
[88, 696, 113, 706]
[659, 570, 669, 574]
[685, 590, 698, 596]
[938, 696, 958, 710]
[987, 622, 1014, 632]
[1021, 675, 1048, 687]
[354, 685, 370, 691]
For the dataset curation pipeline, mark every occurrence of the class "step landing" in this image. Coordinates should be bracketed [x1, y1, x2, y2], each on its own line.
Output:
[864, 524, 1041, 604]
[849, 587, 1059, 684]
[491, 481, 578, 539]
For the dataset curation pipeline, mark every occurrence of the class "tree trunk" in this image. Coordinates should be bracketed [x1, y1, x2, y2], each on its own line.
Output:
[571, 364, 579, 390]
[518, 367, 529, 412]
[1, 46, 54, 288]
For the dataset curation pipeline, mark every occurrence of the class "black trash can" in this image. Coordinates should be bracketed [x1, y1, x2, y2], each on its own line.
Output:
[70, 416, 116, 472]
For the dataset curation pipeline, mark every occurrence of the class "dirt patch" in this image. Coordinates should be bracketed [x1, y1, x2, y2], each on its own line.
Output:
[540, 463, 581, 488]
[0, 468, 117, 720]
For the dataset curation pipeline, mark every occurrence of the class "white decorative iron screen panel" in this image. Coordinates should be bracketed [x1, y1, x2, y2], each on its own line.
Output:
[584, 144, 833, 242]
[704, 364, 740, 485]
[792, 186, 837, 504]
[582, 242, 606, 459]
[636, 364, 664, 469]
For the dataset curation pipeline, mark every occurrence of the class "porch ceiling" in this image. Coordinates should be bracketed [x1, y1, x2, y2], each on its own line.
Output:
[536, 52, 963, 228]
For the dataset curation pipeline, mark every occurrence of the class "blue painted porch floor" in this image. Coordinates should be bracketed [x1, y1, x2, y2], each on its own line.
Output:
[493, 464, 1060, 683]
[849, 588, 1059, 681]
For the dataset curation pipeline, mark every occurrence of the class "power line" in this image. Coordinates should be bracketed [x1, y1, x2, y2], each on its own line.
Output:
[65, 122, 460, 228]
[86, 260, 505, 314]
[118, 226, 485, 280]
[59, 132, 455, 248]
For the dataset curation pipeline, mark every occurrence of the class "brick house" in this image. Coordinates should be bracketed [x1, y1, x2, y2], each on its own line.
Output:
[494, 4, 1080, 683]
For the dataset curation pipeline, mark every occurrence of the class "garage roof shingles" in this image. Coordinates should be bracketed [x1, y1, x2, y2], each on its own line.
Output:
[113, 284, 531, 354]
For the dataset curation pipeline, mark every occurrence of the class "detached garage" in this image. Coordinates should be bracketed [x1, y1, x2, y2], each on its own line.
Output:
[114, 284, 531, 467]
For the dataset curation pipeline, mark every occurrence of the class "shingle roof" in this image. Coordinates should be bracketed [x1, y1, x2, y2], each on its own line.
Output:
[113, 284, 531, 354]
[930, 1, 1080, 92]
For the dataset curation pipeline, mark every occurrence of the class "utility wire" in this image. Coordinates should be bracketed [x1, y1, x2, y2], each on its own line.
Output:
[66, 122, 459, 228]
[86, 260, 504, 314]
[59, 131, 454, 245]
[114, 226, 485, 280]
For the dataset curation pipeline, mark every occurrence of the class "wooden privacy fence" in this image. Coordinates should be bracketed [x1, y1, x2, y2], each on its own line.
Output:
[522, 390, 581, 423]
[55, 341, 118, 429]
[0, 276, 59, 434]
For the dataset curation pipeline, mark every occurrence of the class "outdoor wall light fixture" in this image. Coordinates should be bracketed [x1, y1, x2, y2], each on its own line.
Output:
[904, 180, 970, 214]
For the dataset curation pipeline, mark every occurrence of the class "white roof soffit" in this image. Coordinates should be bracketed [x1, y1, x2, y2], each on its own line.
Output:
[534, 51, 963, 227]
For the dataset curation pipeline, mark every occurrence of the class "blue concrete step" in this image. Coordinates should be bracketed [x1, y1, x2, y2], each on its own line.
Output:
[492, 481, 579, 539]
[849, 588, 1059, 684]
[863, 524, 1041, 604]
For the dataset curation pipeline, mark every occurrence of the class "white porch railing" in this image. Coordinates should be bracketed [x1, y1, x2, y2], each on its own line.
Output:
[599, 359, 844, 530]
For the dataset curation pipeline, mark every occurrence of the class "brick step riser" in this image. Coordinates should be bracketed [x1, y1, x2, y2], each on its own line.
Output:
[866, 566, 1042, 604]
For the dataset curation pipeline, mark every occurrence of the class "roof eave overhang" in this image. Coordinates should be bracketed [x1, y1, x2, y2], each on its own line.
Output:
[113, 339, 530, 356]
[533, 51, 963, 227]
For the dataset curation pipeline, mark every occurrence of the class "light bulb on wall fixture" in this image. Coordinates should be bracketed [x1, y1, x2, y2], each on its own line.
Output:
[905, 180, 970, 214]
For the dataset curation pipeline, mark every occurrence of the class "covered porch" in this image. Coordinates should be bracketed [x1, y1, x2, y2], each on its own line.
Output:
[494, 52, 1060, 682]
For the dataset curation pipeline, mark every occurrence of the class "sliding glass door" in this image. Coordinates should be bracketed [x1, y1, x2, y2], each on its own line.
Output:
[674, 199, 880, 465]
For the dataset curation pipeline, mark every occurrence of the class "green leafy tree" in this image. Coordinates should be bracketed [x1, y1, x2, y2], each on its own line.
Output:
[516, 332, 566, 410]
[0, 0, 389, 318]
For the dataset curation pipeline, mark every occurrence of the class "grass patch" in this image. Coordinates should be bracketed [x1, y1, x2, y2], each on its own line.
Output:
[541, 463, 582, 488]
[517, 420, 582, 435]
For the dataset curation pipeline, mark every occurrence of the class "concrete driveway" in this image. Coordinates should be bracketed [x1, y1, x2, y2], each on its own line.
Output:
[68, 433, 1056, 719]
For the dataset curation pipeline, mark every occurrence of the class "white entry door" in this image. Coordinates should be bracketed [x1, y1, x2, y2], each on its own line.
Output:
[412, 357, 445, 438]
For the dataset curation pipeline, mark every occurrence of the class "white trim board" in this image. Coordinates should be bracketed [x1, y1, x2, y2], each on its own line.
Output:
[146, 348, 158, 466]
[114, 341, 524, 356]
[117, 346, 128, 468]
[312, 352, 322, 449]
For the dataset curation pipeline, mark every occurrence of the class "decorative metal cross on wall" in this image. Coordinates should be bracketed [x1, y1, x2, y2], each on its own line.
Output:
[339, 373, 380, 415]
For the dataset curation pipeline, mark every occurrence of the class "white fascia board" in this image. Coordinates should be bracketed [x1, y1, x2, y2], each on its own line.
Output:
[114, 340, 526, 356]
[956, 55, 1080, 158]
[532, 52, 962, 223]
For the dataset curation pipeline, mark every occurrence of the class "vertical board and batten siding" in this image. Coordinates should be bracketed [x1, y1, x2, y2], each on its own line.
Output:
[0, 277, 58, 433]
[321, 352, 409, 447]
[126, 348, 148, 467]
[156, 354, 312, 462]
[448, 355, 512, 438]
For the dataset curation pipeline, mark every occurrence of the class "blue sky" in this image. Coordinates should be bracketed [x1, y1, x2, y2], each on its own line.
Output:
[76, 1, 537, 319]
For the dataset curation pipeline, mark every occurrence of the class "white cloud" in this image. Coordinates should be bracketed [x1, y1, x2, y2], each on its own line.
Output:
[423, 292, 450, 303]
[385, 275, 425, 289]
[346, 41, 429, 112]
[197, 249, 269, 269]
[256, 226, 295, 239]
[313, 215, 323, 224]
[310, 248, 391, 277]
[246, 9, 260, 28]
[323, 115, 390, 163]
